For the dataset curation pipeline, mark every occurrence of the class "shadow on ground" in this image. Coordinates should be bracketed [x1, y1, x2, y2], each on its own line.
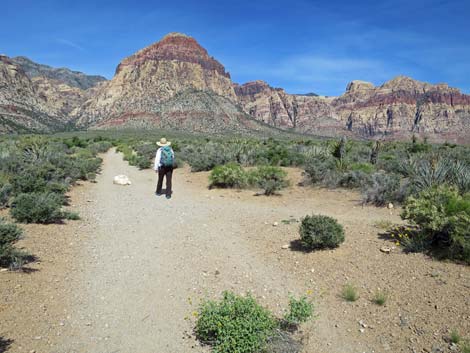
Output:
[0, 337, 13, 353]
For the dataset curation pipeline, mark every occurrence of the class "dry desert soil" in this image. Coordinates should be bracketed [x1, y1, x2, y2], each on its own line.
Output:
[1, 150, 469, 353]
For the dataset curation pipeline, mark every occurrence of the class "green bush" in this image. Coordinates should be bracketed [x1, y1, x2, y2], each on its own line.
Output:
[209, 163, 248, 189]
[283, 296, 314, 327]
[11, 192, 65, 224]
[0, 183, 12, 208]
[304, 156, 336, 185]
[401, 186, 470, 263]
[300, 215, 345, 250]
[195, 291, 277, 353]
[0, 219, 28, 268]
[251, 166, 288, 195]
[362, 172, 407, 206]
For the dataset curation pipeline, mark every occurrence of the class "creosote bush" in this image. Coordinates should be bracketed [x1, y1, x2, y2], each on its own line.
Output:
[283, 295, 314, 328]
[0, 219, 29, 269]
[299, 215, 345, 250]
[11, 192, 65, 224]
[401, 186, 470, 263]
[252, 166, 289, 195]
[195, 291, 314, 353]
[195, 291, 277, 353]
[209, 163, 248, 189]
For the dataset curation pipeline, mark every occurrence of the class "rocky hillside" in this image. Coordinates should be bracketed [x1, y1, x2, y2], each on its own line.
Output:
[236, 78, 470, 143]
[11, 56, 106, 90]
[0, 55, 65, 133]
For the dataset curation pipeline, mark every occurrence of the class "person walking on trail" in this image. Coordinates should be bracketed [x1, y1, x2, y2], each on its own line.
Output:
[154, 138, 175, 199]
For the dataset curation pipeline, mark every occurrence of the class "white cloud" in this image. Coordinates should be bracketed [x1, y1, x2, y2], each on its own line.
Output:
[56, 38, 85, 51]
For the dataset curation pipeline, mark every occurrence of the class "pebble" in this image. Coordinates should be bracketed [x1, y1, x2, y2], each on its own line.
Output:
[281, 244, 289, 249]
[273, 222, 279, 227]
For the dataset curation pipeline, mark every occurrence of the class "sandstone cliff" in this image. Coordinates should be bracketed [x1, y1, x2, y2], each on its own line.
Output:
[0, 55, 65, 132]
[75, 32, 238, 128]
[236, 77, 470, 143]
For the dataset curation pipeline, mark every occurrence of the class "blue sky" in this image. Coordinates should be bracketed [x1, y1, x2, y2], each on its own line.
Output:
[1, 0, 469, 96]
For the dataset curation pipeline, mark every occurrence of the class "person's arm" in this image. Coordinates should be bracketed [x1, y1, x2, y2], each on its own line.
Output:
[154, 149, 161, 171]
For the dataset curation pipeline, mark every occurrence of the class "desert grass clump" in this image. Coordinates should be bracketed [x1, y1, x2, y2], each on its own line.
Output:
[450, 329, 461, 344]
[195, 291, 277, 353]
[282, 295, 314, 328]
[209, 163, 248, 189]
[299, 215, 345, 250]
[341, 284, 359, 302]
[460, 341, 470, 353]
[372, 291, 387, 306]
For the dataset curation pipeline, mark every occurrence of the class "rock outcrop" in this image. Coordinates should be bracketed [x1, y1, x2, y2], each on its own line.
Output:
[236, 77, 470, 143]
[0, 55, 64, 132]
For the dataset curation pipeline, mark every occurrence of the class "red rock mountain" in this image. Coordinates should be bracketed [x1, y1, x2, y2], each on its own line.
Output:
[236, 78, 470, 143]
[1, 32, 469, 142]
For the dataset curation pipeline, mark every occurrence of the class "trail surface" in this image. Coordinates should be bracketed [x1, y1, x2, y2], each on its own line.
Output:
[58, 151, 309, 353]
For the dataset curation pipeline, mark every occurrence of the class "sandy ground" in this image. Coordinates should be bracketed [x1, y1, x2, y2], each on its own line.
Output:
[1, 150, 469, 353]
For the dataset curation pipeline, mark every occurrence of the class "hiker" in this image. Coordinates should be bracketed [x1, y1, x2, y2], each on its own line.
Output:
[154, 138, 175, 199]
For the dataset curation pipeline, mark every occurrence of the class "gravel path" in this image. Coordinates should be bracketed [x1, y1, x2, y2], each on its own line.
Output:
[56, 151, 311, 353]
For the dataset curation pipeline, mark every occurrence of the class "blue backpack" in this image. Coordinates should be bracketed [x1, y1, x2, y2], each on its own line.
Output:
[160, 146, 174, 167]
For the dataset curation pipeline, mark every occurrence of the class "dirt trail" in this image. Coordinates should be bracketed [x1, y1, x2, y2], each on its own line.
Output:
[56, 151, 317, 353]
[2, 150, 469, 353]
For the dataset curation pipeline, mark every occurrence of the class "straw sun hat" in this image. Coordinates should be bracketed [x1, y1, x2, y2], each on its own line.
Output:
[156, 137, 171, 147]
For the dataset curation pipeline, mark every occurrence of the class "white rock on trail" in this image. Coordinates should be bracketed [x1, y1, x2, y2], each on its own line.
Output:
[113, 175, 131, 186]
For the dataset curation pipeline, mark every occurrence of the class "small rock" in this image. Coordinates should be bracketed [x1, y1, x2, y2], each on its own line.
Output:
[359, 328, 365, 333]
[273, 222, 279, 227]
[281, 244, 289, 249]
[380, 246, 391, 254]
[387, 203, 394, 209]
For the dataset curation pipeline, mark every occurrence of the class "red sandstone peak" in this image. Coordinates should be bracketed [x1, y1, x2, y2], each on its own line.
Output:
[116, 32, 230, 78]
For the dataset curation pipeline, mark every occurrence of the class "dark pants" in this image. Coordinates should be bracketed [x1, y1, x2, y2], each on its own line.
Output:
[156, 166, 173, 196]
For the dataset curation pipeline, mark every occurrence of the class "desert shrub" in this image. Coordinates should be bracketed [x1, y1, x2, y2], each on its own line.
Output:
[304, 156, 336, 185]
[251, 166, 289, 195]
[0, 219, 28, 268]
[195, 291, 277, 353]
[282, 296, 314, 328]
[11, 192, 65, 224]
[299, 215, 345, 250]
[341, 284, 359, 302]
[350, 162, 375, 174]
[338, 170, 371, 189]
[0, 183, 12, 208]
[182, 142, 235, 172]
[362, 172, 407, 206]
[401, 186, 470, 263]
[209, 163, 248, 189]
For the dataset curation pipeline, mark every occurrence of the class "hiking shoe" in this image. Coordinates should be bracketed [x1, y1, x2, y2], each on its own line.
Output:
[166, 195, 171, 199]
[155, 192, 162, 196]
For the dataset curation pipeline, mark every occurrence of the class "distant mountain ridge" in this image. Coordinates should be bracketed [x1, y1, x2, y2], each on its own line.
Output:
[1, 33, 469, 142]
[11, 56, 106, 90]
